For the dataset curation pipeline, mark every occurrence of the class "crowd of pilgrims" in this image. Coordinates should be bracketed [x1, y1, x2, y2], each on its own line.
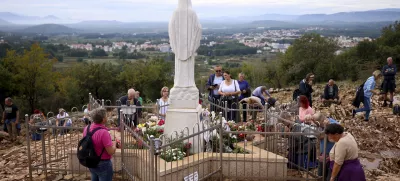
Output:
[2, 57, 396, 181]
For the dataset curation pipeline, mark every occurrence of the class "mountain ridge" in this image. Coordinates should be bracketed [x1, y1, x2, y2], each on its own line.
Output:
[19, 24, 80, 34]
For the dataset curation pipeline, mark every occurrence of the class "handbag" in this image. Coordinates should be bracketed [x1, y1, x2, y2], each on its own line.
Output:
[221, 80, 238, 101]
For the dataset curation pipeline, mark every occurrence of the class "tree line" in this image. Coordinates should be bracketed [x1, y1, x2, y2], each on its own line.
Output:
[0, 44, 173, 115]
[228, 21, 400, 88]
[1, 21, 399, 116]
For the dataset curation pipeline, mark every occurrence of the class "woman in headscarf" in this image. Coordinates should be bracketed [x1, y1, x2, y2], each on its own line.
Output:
[325, 124, 366, 181]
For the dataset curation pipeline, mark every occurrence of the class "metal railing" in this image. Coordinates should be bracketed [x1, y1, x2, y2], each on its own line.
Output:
[26, 93, 328, 181]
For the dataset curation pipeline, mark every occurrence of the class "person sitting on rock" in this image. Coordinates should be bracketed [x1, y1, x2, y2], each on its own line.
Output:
[298, 95, 315, 123]
[56, 108, 72, 136]
[321, 79, 340, 105]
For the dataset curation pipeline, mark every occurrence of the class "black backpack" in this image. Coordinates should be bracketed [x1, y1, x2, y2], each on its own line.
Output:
[393, 105, 400, 115]
[352, 82, 365, 108]
[77, 125, 105, 168]
[293, 89, 301, 101]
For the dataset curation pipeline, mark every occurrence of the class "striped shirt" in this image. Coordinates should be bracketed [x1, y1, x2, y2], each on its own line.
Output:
[363, 76, 375, 98]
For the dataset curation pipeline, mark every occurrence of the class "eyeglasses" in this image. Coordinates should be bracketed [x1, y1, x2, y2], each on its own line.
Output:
[215, 70, 222, 72]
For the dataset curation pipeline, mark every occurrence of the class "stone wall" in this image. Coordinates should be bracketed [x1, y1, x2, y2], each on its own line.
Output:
[68, 146, 287, 181]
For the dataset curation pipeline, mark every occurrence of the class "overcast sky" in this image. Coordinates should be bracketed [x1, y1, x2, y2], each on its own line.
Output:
[1, 0, 399, 22]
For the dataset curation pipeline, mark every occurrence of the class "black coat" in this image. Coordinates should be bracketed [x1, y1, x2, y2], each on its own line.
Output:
[299, 80, 313, 107]
[352, 83, 365, 108]
[323, 84, 339, 99]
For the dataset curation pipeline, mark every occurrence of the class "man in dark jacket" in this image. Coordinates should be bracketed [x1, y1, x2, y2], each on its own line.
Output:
[206, 65, 224, 112]
[299, 73, 314, 107]
[381, 57, 397, 108]
[118, 89, 142, 128]
[321, 79, 340, 105]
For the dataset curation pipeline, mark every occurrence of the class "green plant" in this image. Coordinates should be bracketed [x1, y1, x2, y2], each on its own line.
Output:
[160, 148, 186, 162]
[232, 147, 249, 154]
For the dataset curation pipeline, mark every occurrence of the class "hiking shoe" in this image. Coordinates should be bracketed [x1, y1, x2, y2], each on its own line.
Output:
[383, 102, 388, 107]
[363, 119, 369, 122]
[352, 110, 356, 118]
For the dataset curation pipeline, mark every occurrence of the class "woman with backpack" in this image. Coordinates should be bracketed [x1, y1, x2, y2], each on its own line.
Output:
[82, 108, 116, 181]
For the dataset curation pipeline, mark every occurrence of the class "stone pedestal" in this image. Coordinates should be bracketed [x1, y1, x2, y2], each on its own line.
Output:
[164, 104, 203, 153]
[169, 86, 199, 109]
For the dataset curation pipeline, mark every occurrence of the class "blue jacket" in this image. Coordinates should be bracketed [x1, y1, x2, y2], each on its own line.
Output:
[206, 74, 224, 97]
[363, 76, 375, 98]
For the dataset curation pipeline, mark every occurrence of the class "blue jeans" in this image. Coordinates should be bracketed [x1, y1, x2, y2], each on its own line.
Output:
[5, 118, 18, 140]
[355, 96, 371, 120]
[89, 160, 113, 181]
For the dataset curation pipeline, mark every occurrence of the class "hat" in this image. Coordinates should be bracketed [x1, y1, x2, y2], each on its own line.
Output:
[34, 109, 40, 114]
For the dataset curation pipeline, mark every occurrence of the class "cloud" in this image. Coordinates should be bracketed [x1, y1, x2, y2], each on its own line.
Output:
[0, 0, 399, 21]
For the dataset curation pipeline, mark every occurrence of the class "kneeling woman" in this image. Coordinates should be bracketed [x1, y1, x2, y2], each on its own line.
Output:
[325, 124, 366, 181]
[83, 108, 116, 181]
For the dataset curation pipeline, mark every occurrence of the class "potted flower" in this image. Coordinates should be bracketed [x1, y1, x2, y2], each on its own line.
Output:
[183, 142, 192, 156]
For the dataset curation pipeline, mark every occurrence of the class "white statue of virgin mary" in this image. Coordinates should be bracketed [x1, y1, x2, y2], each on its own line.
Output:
[169, 0, 202, 88]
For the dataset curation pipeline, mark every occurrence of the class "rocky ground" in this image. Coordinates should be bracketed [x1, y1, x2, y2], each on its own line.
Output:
[271, 82, 400, 181]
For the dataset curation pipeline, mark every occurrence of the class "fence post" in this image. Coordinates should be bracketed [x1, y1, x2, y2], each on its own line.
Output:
[156, 99, 159, 119]
[41, 122, 47, 179]
[120, 110, 125, 179]
[322, 134, 328, 180]
[149, 138, 155, 181]
[263, 103, 268, 150]
[25, 114, 33, 181]
[101, 99, 105, 108]
[224, 101, 228, 120]
[89, 93, 92, 111]
[218, 112, 224, 180]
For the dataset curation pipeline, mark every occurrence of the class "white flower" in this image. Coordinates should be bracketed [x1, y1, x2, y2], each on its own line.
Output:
[231, 135, 237, 139]
[211, 111, 216, 120]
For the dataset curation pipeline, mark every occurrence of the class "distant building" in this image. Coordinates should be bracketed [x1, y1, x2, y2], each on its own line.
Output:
[159, 45, 171, 53]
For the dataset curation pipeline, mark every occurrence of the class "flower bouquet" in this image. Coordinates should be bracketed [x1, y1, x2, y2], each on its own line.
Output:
[160, 148, 186, 162]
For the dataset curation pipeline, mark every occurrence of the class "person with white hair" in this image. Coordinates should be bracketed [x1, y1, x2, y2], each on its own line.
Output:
[118, 88, 142, 128]
[381, 57, 397, 107]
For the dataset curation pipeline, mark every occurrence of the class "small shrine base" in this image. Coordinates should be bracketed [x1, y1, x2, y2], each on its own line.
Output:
[68, 139, 287, 181]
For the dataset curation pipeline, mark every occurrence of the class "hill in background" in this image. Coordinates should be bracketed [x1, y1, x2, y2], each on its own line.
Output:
[19, 24, 80, 34]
